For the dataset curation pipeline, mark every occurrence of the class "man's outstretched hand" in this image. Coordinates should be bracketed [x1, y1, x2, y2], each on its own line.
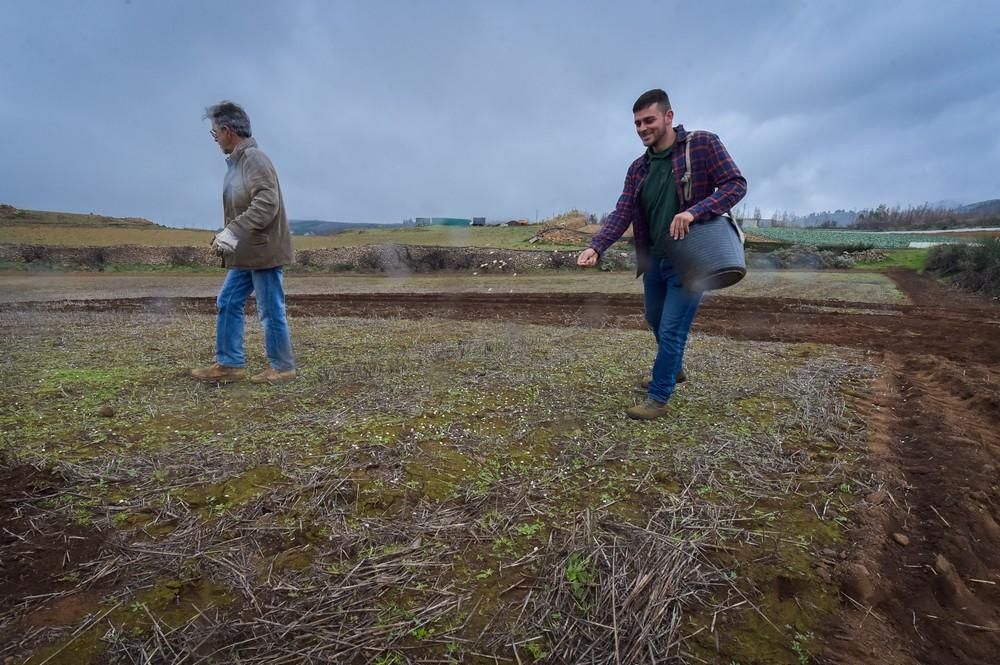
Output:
[577, 248, 599, 267]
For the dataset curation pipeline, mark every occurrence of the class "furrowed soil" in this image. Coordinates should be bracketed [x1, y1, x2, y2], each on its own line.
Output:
[4, 290, 994, 364]
[1, 269, 997, 664]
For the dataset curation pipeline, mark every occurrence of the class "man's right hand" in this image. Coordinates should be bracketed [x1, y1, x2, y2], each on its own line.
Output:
[577, 248, 599, 267]
[211, 228, 239, 254]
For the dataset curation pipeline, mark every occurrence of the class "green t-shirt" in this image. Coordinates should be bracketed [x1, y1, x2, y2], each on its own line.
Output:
[640, 144, 680, 259]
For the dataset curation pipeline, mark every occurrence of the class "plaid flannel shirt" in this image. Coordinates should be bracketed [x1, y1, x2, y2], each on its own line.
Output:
[590, 125, 747, 275]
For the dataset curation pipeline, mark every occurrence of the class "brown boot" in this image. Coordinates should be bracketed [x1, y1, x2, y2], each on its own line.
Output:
[191, 363, 245, 382]
[251, 368, 297, 384]
[636, 367, 686, 391]
[626, 398, 670, 420]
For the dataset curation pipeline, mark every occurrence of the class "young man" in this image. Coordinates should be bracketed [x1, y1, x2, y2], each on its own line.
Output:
[191, 101, 297, 384]
[577, 89, 747, 419]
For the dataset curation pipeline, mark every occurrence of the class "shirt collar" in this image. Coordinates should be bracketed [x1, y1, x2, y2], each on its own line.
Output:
[646, 143, 675, 160]
[225, 137, 258, 166]
[642, 125, 687, 165]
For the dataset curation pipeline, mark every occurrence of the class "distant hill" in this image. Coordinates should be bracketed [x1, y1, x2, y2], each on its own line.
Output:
[290, 219, 402, 236]
[926, 199, 966, 210]
[0, 204, 160, 229]
[787, 199, 997, 228]
[956, 199, 1000, 215]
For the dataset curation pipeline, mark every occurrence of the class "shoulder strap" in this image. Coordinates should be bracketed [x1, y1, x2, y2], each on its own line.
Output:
[680, 138, 693, 205]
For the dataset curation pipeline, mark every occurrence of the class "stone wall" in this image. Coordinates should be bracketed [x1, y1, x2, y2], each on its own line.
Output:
[0, 242, 887, 273]
[0, 243, 637, 273]
[0, 244, 219, 268]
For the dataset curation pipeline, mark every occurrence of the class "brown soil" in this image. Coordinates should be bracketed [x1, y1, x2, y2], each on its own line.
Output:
[0, 464, 107, 616]
[816, 271, 1000, 665]
[7, 288, 996, 365]
[1, 269, 997, 663]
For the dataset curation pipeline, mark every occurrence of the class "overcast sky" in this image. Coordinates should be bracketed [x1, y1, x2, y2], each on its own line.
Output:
[2, 0, 998, 228]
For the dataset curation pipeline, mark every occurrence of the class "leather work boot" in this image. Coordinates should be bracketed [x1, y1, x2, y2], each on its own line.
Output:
[251, 368, 297, 384]
[191, 363, 245, 382]
[637, 367, 687, 391]
[626, 398, 670, 420]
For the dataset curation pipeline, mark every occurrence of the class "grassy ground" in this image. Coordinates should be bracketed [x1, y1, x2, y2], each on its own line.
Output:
[0, 308, 877, 663]
[295, 225, 543, 250]
[853, 248, 928, 271]
[0, 224, 552, 251]
[0, 226, 218, 247]
[0, 269, 906, 304]
[0, 206, 550, 249]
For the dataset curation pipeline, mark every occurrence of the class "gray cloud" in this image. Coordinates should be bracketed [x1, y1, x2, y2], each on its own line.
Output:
[2, 0, 998, 228]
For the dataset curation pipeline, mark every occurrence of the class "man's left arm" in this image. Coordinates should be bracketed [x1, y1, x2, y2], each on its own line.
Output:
[685, 134, 747, 222]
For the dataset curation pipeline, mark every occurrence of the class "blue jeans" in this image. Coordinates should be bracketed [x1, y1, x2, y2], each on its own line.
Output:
[215, 267, 295, 371]
[642, 258, 703, 403]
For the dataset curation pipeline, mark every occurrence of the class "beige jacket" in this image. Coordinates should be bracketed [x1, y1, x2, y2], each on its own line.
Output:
[221, 138, 293, 269]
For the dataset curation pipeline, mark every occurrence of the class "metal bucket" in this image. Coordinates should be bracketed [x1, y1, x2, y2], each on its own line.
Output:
[662, 215, 746, 292]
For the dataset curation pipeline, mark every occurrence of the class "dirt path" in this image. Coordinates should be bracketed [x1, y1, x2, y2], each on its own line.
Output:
[887, 268, 997, 310]
[817, 272, 1000, 664]
[2, 271, 997, 663]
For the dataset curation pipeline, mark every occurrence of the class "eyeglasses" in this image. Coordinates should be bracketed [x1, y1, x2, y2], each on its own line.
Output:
[209, 126, 227, 139]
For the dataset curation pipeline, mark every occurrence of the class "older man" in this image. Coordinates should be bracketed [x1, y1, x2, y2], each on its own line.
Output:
[191, 101, 296, 383]
[577, 89, 746, 419]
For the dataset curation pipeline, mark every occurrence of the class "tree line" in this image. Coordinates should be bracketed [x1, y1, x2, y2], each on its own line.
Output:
[850, 204, 1000, 231]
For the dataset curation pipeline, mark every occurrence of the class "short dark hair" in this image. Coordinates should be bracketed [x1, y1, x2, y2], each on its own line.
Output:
[632, 89, 671, 114]
[203, 101, 252, 138]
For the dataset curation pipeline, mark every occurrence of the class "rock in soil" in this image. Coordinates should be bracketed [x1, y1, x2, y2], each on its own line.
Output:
[933, 554, 977, 609]
[840, 563, 877, 605]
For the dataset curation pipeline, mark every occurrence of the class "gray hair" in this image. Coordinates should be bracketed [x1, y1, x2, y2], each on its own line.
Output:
[203, 101, 252, 138]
